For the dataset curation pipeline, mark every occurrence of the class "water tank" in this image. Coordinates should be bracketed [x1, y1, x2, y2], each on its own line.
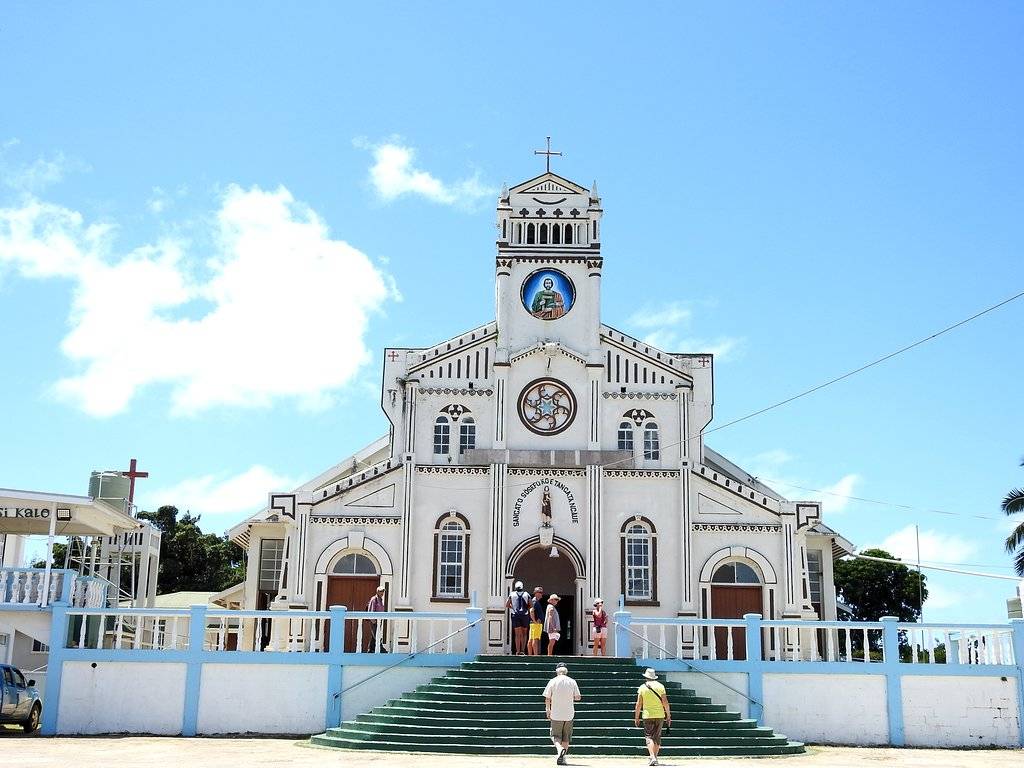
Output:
[89, 471, 131, 512]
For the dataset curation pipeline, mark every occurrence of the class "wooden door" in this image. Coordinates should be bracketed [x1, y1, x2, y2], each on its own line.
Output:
[710, 586, 762, 660]
[325, 576, 381, 652]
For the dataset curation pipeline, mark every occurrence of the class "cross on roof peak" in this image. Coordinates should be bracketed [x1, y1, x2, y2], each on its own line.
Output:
[533, 136, 562, 173]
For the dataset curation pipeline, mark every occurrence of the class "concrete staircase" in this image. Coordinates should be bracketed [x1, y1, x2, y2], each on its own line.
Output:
[311, 655, 805, 757]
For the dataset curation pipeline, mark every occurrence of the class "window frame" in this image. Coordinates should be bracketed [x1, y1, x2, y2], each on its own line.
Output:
[257, 538, 285, 592]
[458, 417, 476, 454]
[432, 512, 471, 602]
[620, 516, 658, 606]
[642, 421, 660, 460]
[433, 416, 451, 455]
[617, 421, 634, 452]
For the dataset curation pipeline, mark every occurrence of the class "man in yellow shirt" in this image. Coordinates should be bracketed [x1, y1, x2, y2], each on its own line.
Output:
[633, 668, 671, 766]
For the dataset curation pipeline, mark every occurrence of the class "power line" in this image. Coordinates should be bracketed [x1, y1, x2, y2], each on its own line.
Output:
[853, 553, 1020, 582]
[758, 476, 1003, 521]
[703, 288, 1024, 437]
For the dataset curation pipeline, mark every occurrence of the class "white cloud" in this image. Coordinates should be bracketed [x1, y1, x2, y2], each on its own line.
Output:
[627, 300, 742, 360]
[139, 465, 300, 529]
[876, 525, 980, 565]
[0, 142, 88, 193]
[740, 449, 859, 514]
[819, 474, 861, 513]
[355, 138, 495, 208]
[0, 184, 397, 416]
[629, 302, 692, 328]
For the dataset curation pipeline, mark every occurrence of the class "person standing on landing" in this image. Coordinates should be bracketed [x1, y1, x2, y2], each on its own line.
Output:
[507, 581, 531, 655]
[528, 586, 545, 656]
[590, 598, 608, 656]
[634, 668, 671, 766]
[543, 662, 581, 765]
[544, 594, 562, 656]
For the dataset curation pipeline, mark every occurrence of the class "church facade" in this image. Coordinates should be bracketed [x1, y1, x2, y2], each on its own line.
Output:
[229, 166, 853, 655]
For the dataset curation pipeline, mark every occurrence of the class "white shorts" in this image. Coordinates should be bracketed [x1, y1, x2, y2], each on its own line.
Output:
[548, 632, 561, 642]
[593, 628, 608, 639]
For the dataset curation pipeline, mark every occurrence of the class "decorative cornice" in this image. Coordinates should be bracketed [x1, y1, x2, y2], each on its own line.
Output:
[509, 343, 587, 367]
[691, 523, 782, 533]
[416, 466, 490, 475]
[419, 388, 494, 396]
[603, 392, 678, 400]
[604, 470, 680, 478]
[311, 516, 403, 526]
[507, 467, 586, 477]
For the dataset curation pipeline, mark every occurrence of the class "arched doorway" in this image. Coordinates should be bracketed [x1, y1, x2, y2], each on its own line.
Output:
[512, 546, 577, 654]
[326, 552, 381, 652]
[709, 561, 763, 660]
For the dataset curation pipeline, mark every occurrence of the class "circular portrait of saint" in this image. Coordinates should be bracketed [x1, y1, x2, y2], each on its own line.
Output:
[518, 378, 577, 435]
[521, 269, 575, 321]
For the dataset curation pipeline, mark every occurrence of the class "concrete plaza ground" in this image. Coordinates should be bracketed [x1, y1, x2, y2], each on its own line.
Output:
[1, 733, 1021, 768]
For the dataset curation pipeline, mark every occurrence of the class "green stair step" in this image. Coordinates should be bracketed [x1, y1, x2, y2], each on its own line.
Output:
[311, 654, 804, 757]
[310, 735, 806, 757]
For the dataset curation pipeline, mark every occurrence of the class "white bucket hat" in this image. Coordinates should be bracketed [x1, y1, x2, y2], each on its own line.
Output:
[514, 581, 524, 590]
[642, 668, 658, 680]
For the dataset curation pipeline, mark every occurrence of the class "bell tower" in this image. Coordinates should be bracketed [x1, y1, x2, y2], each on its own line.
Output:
[494, 144, 604, 363]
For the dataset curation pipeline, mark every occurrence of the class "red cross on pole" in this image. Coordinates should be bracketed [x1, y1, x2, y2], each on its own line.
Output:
[123, 458, 149, 507]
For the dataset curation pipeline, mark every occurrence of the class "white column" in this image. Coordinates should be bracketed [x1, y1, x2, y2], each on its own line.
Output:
[586, 465, 602, 602]
[587, 366, 601, 450]
[493, 363, 509, 449]
[135, 526, 154, 608]
[486, 463, 507, 605]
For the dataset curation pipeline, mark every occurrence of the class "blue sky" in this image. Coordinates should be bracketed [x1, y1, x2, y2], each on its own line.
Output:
[1, 3, 1022, 622]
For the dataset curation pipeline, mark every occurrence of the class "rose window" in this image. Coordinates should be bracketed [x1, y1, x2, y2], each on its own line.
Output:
[518, 378, 577, 435]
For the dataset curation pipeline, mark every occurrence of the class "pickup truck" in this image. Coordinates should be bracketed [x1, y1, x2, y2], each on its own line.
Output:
[0, 664, 41, 733]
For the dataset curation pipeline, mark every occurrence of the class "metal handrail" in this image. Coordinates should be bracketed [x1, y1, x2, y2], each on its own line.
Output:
[333, 616, 484, 699]
[616, 620, 761, 709]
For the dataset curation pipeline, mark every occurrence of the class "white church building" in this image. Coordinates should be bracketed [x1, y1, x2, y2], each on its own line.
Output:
[229, 164, 854, 656]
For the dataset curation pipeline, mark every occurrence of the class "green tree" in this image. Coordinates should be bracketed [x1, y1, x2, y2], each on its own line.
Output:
[1002, 458, 1024, 575]
[833, 548, 928, 623]
[137, 505, 245, 594]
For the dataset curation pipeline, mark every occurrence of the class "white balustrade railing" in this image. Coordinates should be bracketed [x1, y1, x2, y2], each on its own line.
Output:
[61, 607, 475, 656]
[0, 568, 76, 607]
[899, 623, 1016, 666]
[624, 616, 1015, 667]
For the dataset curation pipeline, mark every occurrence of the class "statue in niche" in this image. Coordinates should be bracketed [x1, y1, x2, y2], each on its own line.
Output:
[530, 277, 566, 320]
[541, 485, 553, 526]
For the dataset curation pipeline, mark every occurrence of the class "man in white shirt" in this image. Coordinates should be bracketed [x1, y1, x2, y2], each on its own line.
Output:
[542, 663, 582, 765]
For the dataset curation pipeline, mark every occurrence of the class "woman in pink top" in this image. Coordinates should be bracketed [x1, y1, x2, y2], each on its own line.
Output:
[591, 598, 609, 656]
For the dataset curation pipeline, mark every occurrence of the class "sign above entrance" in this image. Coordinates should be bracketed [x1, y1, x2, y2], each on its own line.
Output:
[512, 480, 579, 527]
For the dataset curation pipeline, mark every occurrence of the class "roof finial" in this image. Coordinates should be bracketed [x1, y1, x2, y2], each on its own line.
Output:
[591, 179, 599, 196]
[534, 136, 562, 173]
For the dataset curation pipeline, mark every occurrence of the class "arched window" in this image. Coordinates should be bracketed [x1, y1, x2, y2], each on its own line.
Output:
[593, 220, 599, 239]
[433, 417, 450, 455]
[459, 417, 476, 454]
[643, 422, 660, 460]
[433, 513, 470, 599]
[552, 223, 561, 244]
[564, 224, 573, 244]
[516, 222, 522, 244]
[620, 517, 658, 604]
[502, 219, 507, 241]
[617, 421, 634, 452]
[527, 223, 535, 244]
[540, 223, 548, 244]
[332, 553, 377, 575]
[712, 562, 761, 584]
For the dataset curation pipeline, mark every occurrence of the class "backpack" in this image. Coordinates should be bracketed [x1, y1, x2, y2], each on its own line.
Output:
[511, 590, 528, 615]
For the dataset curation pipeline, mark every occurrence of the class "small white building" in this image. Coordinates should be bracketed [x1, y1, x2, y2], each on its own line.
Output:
[230, 164, 854, 656]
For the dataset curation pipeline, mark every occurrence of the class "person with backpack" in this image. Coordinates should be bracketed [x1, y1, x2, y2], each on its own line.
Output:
[506, 580, 531, 655]
[633, 668, 671, 766]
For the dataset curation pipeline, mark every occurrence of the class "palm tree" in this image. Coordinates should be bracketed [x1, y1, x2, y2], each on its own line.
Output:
[1003, 459, 1024, 575]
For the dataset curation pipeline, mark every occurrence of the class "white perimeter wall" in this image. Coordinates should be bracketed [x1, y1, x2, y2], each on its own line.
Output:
[342, 666, 440, 722]
[57, 661, 186, 734]
[902, 676, 1020, 748]
[763, 673, 889, 745]
[197, 663, 328, 734]
[667, 672, 749, 720]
